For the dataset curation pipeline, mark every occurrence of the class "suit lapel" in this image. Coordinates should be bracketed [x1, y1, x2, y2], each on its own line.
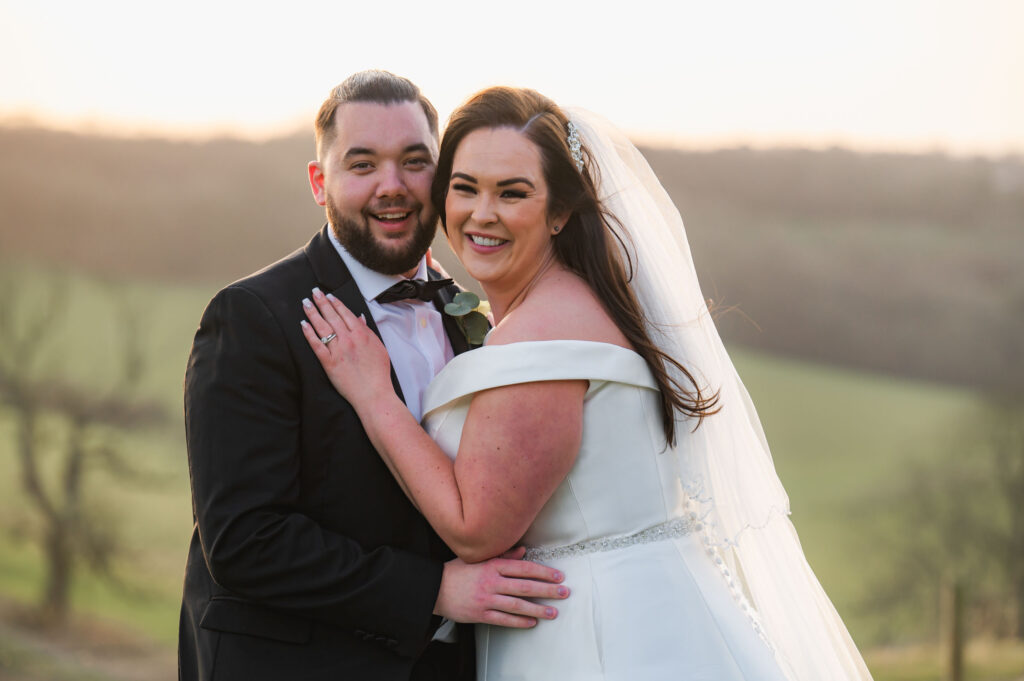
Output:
[304, 224, 406, 404]
[429, 270, 471, 356]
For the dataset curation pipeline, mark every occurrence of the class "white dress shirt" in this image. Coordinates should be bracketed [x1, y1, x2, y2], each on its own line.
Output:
[328, 231, 454, 422]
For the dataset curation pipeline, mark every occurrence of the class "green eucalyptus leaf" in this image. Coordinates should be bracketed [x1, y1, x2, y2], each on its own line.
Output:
[444, 301, 472, 316]
[462, 310, 489, 345]
[452, 291, 480, 308]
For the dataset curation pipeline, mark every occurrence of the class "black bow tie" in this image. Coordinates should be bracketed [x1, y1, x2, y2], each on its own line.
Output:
[375, 278, 453, 304]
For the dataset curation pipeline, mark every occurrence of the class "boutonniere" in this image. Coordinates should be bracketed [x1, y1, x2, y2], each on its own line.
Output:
[444, 291, 490, 346]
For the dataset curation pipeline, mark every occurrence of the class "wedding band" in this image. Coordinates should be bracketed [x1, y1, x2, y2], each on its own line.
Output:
[320, 332, 337, 345]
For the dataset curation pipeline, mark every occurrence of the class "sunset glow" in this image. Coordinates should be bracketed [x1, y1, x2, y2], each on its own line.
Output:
[1, 0, 1021, 154]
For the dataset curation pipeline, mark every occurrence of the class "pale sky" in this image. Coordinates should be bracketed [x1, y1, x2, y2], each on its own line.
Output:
[1, 0, 1021, 154]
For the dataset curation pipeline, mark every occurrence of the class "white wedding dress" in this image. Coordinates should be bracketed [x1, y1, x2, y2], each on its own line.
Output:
[422, 339, 789, 680]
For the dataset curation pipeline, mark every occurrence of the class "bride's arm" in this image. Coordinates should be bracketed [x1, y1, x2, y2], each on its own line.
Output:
[301, 289, 584, 563]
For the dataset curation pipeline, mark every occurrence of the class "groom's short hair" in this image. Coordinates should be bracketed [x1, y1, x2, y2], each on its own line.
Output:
[315, 70, 439, 159]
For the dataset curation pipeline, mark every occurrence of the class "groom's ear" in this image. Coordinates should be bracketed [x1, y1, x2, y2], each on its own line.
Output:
[308, 161, 326, 206]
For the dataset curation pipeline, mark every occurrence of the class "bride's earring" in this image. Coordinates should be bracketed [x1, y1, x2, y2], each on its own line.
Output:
[552, 224, 562, 234]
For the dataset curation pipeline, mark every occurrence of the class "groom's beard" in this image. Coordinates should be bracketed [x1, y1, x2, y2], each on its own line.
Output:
[327, 196, 438, 276]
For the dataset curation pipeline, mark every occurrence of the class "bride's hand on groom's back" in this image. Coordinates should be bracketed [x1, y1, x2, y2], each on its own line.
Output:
[434, 546, 570, 628]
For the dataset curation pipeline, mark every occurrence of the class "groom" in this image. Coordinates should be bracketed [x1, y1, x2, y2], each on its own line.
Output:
[178, 71, 566, 681]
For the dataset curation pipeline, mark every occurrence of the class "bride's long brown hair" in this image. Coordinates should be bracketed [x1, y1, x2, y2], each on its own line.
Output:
[432, 87, 719, 443]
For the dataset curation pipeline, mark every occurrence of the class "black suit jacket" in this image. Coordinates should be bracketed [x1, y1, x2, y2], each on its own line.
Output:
[179, 225, 474, 681]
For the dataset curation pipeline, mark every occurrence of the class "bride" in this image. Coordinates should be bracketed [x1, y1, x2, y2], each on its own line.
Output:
[301, 86, 873, 680]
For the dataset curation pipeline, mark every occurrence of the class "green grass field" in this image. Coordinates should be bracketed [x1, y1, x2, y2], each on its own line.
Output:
[731, 348, 980, 642]
[0, 269, 1016, 679]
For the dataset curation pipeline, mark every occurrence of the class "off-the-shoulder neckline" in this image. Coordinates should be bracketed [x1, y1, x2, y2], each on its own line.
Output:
[423, 339, 657, 418]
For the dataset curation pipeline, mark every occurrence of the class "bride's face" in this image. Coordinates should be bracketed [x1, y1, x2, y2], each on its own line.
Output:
[444, 127, 560, 295]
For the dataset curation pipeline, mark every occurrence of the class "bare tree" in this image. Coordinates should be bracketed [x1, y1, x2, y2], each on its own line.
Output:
[984, 397, 1024, 638]
[0, 267, 166, 624]
[857, 395, 1024, 643]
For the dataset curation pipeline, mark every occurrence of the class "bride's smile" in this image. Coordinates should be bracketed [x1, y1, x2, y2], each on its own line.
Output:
[466, 233, 508, 248]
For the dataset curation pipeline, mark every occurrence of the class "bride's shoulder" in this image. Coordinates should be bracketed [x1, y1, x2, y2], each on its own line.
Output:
[487, 270, 632, 349]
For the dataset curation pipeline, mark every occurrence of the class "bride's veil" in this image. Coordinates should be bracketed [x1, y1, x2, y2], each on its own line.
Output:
[566, 108, 873, 681]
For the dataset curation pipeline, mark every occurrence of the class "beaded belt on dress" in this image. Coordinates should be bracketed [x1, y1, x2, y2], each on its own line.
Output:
[522, 515, 696, 562]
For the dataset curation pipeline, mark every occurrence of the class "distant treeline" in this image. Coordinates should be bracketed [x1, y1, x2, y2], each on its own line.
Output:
[644, 145, 1024, 228]
[641, 145, 1024, 393]
[1, 126, 1021, 391]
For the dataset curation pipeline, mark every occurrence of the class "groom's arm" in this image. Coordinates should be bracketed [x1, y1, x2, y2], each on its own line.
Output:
[186, 283, 445, 657]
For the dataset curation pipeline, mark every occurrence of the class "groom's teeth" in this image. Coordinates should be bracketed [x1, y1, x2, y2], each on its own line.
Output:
[470, 235, 506, 247]
[376, 212, 410, 220]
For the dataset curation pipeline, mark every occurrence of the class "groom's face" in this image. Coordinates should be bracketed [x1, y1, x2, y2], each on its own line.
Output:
[308, 101, 439, 276]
